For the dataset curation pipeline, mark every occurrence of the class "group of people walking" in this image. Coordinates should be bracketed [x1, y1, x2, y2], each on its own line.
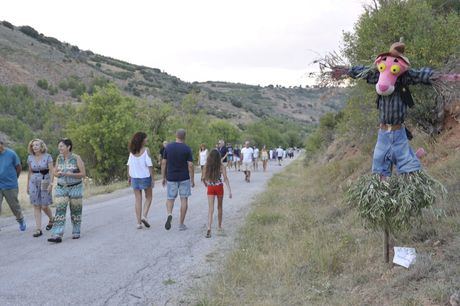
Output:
[0, 130, 292, 241]
[0, 137, 85, 243]
[128, 129, 233, 238]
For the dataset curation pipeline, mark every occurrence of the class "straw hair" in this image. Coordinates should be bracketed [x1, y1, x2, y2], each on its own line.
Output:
[28, 139, 48, 155]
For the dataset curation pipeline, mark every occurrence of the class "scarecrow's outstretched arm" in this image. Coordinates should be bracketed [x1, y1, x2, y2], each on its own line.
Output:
[404, 68, 433, 85]
[348, 65, 379, 84]
[330, 65, 379, 84]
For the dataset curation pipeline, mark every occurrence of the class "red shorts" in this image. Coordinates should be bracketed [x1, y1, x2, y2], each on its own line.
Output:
[207, 184, 224, 197]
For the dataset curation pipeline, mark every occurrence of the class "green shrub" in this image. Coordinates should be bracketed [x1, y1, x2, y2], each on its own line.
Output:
[36, 79, 48, 90]
[1, 21, 14, 30]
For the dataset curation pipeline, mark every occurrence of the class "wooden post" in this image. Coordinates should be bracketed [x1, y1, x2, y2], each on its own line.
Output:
[384, 227, 390, 263]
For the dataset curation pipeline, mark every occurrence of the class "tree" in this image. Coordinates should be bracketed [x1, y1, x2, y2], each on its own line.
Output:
[67, 85, 140, 184]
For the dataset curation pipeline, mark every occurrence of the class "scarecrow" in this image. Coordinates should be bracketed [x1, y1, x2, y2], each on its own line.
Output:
[321, 42, 458, 262]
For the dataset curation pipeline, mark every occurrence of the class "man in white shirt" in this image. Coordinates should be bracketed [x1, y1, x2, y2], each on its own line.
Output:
[276, 146, 284, 166]
[252, 147, 259, 171]
[240, 141, 254, 183]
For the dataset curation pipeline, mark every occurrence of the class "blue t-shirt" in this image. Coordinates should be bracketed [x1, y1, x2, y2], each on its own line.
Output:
[0, 148, 21, 189]
[219, 146, 228, 162]
[164, 142, 193, 182]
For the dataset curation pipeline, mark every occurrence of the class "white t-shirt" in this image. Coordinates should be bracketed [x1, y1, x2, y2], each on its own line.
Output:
[199, 149, 208, 166]
[127, 150, 153, 178]
[253, 148, 259, 158]
[276, 148, 284, 157]
[241, 147, 254, 163]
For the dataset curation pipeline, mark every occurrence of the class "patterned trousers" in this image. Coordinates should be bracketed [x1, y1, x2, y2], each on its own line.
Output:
[52, 185, 83, 237]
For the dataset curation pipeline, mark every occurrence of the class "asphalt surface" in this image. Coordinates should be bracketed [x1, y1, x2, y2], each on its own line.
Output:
[0, 157, 295, 306]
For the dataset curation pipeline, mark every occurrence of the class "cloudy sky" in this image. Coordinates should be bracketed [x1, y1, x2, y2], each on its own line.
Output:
[2, 0, 365, 86]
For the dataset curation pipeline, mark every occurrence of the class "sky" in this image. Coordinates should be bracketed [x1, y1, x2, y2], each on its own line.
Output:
[2, 0, 365, 86]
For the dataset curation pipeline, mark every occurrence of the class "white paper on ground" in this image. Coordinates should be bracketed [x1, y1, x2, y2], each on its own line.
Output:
[393, 247, 417, 268]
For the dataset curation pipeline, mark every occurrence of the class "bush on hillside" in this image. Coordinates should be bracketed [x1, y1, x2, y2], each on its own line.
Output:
[18, 26, 40, 39]
[1, 21, 14, 30]
[37, 79, 49, 90]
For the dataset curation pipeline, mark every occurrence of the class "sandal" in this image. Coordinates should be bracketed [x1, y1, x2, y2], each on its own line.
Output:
[47, 237, 62, 243]
[33, 230, 43, 237]
[141, 218, 151, 228]
[205, 229, 211, 238]
[45, 218, 54, 231]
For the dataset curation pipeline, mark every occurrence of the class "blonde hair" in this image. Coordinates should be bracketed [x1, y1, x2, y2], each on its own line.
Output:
[28, 139, 48, 155]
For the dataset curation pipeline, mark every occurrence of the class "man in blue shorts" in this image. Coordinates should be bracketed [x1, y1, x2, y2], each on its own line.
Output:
[162, 129, 195, 231]
[0, 136, 26, 231]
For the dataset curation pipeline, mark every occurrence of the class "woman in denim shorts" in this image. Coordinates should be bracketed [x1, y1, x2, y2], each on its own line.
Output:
[127, 132, 155, 229]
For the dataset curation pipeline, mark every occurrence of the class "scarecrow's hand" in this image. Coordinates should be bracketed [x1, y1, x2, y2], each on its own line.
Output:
[330, 66, 350, 80]
[431, 72, 460, 82]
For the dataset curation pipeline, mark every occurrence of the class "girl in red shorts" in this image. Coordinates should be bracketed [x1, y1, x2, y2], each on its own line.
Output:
[201, 149, 232, 238]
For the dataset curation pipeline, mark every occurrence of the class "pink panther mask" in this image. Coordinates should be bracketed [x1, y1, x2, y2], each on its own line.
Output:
[374, 55, 409, 96]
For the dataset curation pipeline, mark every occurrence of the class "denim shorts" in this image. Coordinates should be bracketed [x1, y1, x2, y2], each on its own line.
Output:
[372, 127, 421, 176]
[167, 179, 191, 199]
[131, 177, 152, 190]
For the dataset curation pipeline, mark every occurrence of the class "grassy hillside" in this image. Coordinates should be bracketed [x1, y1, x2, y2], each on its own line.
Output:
[0, 21, 347, 126]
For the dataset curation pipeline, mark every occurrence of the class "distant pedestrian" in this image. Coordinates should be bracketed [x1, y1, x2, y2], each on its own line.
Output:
[127, 132, 155, 229]
[199, 144, 208, 171]
[159, 140, 168, 163]
[218, 140, 228, 167]
[252, 146, 259, 171]
[226, 143, 234, 170]
[261, 145, 269, 172]
[27, 139, 54, 237]
[162, 129, 195, 231]
[276, 146, 284, 166]
[201, 149, 232, 238]
[0, 136, 26, 231]
[241, 141, 254, 183]
[233, 145, 241, 171]
[48, 138, 86, 243]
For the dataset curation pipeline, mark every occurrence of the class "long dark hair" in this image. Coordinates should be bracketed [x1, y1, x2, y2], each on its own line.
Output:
[59, 138, 73, 152]
[204, 149, 222, 182]
[129, 132, 147, 154]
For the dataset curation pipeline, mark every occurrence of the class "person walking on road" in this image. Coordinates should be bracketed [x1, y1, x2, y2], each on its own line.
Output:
[233, 145, 241, 171]
[27, 139, 54, 237]
[252, 146, 259, 171]
[48, 138, 86, 243]
[127, 132, 155, 229]
[0, 136, 26, 231]
[162, 129, 195, 231]
[276, 146, 284, 166]
[261, 145, 269, 172]
[199, 144, 208, 171]
[217, 140, 228, 167]
[201, 149, 232, 238]
[241, 141, 254, 183]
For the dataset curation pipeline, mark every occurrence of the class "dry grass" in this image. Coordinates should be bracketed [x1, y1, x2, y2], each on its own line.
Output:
[193, 135, 460, 305]
[0, 172, 128, 217]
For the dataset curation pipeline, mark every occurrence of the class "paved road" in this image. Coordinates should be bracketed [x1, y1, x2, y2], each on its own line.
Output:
[0, 157, 295, 305]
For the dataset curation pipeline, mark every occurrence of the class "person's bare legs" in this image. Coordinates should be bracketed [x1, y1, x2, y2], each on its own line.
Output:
[207, 195, 215, 230]
[143, 188, 153, 219]
[166, 199, 174, 214]
[134, 189, 143, 225]
[33, 206, 42, 230]
[179, 197, 188, 225]
[217, 196, 223, 229]
[247, 170, 251, 182]
[42, 206, 53, 221]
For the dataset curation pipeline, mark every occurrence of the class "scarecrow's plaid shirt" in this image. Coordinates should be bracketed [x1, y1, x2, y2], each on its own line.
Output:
[348, 66, 433, 125]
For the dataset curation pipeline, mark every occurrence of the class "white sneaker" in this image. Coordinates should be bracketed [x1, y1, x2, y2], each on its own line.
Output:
[136, 224, 143, 229]
[179, 224, 188, 231]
